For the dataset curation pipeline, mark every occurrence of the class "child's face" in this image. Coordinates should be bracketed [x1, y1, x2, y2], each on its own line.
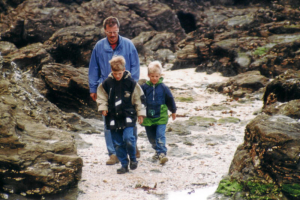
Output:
[148, 73, 161, 85]
[112, 69, 125, 81]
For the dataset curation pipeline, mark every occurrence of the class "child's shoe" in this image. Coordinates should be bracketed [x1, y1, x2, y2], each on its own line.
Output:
[158, 153, 168, 165]
[152, 153, 159, 161]
[117, 166, 129, 174]
[129, 161, 138, 170]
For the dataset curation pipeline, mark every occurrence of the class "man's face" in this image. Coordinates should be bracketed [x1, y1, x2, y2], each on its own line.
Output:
[105, 24, 119, 44]
[112, 69, 125, 81]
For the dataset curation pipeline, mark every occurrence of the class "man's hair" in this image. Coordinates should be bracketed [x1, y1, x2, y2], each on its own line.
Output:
[103, 16, 120, 29]
[148, 61, 162, 74]
[109, 56, 126, 71]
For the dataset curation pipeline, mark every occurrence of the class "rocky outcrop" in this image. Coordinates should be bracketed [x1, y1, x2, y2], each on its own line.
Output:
[208, 70, 269, 99]
[0, 57, 96, 198]
[172, 1, 300, 79]
[215, 70, 300, 199]
[39, 63, 99, 118]
[263, 69, 300, 107]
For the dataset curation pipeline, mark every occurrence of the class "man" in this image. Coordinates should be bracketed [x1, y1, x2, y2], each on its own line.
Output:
[89, 16, 140, 165]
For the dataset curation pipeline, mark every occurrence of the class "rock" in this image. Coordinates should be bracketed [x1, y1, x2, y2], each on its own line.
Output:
[166, 122, 191, 136]
[0, 79, 83, 198]
[0, 41, 18, 56]
[116, 0, 185, 40]
[263, 69, 300, 107]
[221, 113, 300, 199]
[217, 69, 300, 199]
[40, 63, 99, 118]
[208, 70, 269, 98]
[0, 53, 102, 198]
[263, 100, 300, 119]
[45, 25, 102, 68]
[3, 43, 53, 75]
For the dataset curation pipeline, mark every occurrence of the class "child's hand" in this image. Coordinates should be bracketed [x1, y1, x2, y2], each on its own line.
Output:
[102, 110, 108, 116]
[138, 116, 144, 124]
[172, 113, 176, 120]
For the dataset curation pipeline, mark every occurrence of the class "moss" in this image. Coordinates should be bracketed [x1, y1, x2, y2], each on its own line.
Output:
[218, 117, 240, 124]
[283, 24, 300, 29]
[188, 116, 217, 124]
[206, 104, 230, 111]
[245, 181, 278, 197]
[282, 183, 300, 197]
[253, 47, 269, 56]
[176, 96, 194, 102]
[216, 179, 280, 199]
[216, 179, 243, 196]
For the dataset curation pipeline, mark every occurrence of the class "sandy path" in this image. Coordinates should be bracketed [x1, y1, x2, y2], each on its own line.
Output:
[77, 67, 262, 200]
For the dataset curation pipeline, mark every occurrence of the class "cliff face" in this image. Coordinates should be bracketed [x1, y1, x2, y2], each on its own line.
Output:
[1, 0, 300, 199]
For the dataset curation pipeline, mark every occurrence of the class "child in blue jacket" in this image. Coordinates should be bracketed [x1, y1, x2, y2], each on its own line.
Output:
[141, 61, 177, 164]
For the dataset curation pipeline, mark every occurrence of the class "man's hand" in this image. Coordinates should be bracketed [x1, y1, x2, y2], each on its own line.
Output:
[138, 116, 144, 124]
[102, 110, 108, 116]
[90, 93, 97, 101]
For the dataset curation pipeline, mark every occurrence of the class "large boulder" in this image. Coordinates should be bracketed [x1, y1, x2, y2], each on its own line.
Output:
[216, 70, 300, 199]
[45, 25, 102, 68]
[39, 63, 98, 118]
[208, 70, 269, 99]
[0, 72, 84, 198]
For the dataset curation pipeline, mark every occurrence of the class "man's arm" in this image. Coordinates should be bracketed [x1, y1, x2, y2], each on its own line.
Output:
[88, 48, 101, 94]
[129, 44, 140, 82]
[164, 84, 177, 114]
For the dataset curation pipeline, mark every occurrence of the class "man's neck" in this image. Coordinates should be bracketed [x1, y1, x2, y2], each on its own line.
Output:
[109, 38, 119, 50]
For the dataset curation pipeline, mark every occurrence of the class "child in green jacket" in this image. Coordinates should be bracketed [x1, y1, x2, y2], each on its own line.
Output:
[141, 61, 177, 164]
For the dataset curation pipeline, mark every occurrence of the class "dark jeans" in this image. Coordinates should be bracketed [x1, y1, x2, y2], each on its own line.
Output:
[111, 127, 136, 168]
[145, 124, 167, 155]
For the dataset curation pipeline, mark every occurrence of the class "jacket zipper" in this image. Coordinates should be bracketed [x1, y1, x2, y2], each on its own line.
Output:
[153, 85, 155, 101]
[109, 88, 112, 99]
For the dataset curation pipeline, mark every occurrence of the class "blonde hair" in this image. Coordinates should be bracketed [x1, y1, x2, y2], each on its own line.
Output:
[148, 61, 162, 74]
[109, 56, 126, 71]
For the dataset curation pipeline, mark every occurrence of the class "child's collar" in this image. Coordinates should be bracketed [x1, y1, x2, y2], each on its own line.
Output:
[146, 77, 164, 86]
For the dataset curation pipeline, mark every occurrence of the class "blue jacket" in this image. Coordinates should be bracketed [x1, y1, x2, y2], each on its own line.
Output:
[141, 77, 177, 126]
[88, 35, 140, 93]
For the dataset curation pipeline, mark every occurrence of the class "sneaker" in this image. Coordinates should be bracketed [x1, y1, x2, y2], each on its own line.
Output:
[106, 154, 119, 165]
[158, 153, 168, 165]
[129, 161, 138, 170]
[117, 166, 129, 174]
[152, 153, 159, 161]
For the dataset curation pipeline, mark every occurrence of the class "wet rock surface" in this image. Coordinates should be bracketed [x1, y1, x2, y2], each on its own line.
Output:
[0, 57, 96, 199]
[216, 67, 300, 199]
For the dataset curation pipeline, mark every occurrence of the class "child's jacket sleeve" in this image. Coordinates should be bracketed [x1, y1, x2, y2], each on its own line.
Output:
[164, 85, 177, 114]
[132, 83, 146, 117]
[96, 84, 109, 112]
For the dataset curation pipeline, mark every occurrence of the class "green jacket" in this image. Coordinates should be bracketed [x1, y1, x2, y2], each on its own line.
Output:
[141, 77, 176, 126]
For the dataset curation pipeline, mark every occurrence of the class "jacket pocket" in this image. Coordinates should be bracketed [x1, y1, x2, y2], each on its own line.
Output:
[124, 108, 137, 127]
[147, 103, 161, 118]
